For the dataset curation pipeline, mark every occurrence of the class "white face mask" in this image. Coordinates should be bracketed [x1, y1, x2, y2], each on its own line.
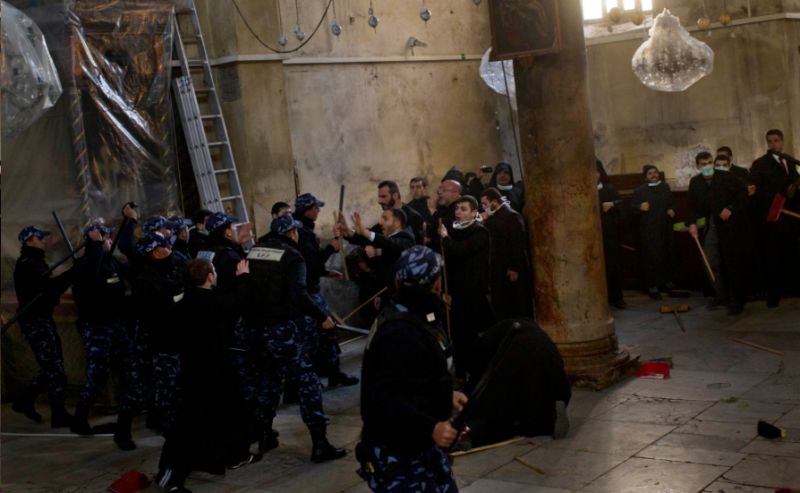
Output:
[648, 180, 662, 187]
[497, 184, 513, 191]
[700, 165, 714, 177]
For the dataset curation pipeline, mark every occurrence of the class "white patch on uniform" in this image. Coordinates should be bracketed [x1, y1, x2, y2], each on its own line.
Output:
[196, 250, 215, 262]
[426, 312, 436, 322]
[106, 275, 120, 284]
[247, 247, 285, 262]
[173, 292, 184, 303]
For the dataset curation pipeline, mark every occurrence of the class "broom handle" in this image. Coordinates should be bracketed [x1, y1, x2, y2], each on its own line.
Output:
[438, 219, 452, 339]
[781, 209, 800, 220]
[693, 236, 716, 283]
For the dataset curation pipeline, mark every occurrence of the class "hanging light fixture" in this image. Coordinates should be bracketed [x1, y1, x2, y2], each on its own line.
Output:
[331, 0, 342, 36]
[368, 0, 379, 30]
[420, 0, 431, 22]
[293, 0, 305, 41]
[277, 0, 288, 46]
[631, 9, 714, 92]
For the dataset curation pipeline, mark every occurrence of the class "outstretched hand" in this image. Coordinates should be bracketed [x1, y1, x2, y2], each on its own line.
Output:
[235, 259, 249, 276]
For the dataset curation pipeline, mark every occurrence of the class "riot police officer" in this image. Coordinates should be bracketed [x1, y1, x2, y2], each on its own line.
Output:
[358, 245, 465, 492]
[132, 232, 187, 434]
[71, 222, 142, 450]
[245, 214, 346, 463]
[12, 226, 75, 427]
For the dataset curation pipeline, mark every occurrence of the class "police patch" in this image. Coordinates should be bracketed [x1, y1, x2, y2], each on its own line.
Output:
[247, 247, 285, 262]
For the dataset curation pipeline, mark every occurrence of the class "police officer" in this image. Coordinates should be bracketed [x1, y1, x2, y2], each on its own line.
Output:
[188, 209, 212, 258]
[132, 232, 187, 434]
[70, 222, 142, 450]
[292, 193, 358, 387]
[12, 226, 75, 427]
[168, 215, 193, 265]
[358, 245, 466, 492]
[245, 214, 347, 463]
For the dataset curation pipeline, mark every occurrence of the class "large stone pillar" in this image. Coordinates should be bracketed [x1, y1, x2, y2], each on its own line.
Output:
[514, 0, 633, 389]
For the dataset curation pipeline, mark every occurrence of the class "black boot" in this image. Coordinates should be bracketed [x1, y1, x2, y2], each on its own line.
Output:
[70, 401, 93, 435]
[113, 410, 137, 451]
[12, 387, 42, 423]
[327, 371, 359, 388]
[259, 418, 279, 453]
[50, 399, 73, 428]
[310, 425, 346, 463]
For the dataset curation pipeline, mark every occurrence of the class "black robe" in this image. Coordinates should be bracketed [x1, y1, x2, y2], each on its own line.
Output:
[750, 152, 800, 303]
[630, 181, 675, 290]
[598, 182, 624, 304]
[158, 277, 254, 479]
[442, 221, 495, 377]
[484, 204, 533, 318]
[465, 319, 571, 446]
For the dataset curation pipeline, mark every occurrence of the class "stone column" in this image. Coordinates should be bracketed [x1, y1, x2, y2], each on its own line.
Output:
[514, 0, 633, 389]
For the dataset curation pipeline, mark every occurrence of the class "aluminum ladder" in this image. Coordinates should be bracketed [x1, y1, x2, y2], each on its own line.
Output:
[172, 0, 248, 223]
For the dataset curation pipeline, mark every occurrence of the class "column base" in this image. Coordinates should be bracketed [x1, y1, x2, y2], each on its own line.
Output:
[557, 334, 639, 390]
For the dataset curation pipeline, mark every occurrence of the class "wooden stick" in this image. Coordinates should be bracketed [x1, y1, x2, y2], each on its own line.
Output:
[513, 456, 546, 475]
[733, 338, 784, 356]
[439, 219, 452, 338]
[781, 209, 800, 220]
[341, 287, 388, 322]
[693, 236, 716, 283]
[621, 243, 636, 252]
[448, 437, 525, 458]
[672, 310, 687, 333]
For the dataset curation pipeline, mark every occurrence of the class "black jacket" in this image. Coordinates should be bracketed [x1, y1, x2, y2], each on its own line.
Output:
[132, 255, 187, 353]
[429, 203, 456, 254]
[442, 222, 491, 296]
[361, 301, 452, 453]
[484, 204, 528, 277]
[13, 246, 74, 322]
[630, 181, 674, 235]
[206, 234, 246, 292]
[686, 171, 746, 229]
[293, 213, 336, 292]
[187, 229, 209, 258]
[72, 240, 128, 323]
[401, 204, 425, 245]
[348, 229, 416, 289]
[245, 232, 328, 327]
[407, 197, 432, 225]
[751, 152, 800, 221]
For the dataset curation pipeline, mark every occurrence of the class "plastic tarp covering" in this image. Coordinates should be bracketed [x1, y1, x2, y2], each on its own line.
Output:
[1, 0, 178, 286]
[479, 47, 516, 111]
[631, 9, 714, 92]
[1, 1, 63, 138]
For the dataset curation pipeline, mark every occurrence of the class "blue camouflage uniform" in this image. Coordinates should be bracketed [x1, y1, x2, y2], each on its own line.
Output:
[131, 232, 187, 434]
[244, 216, 331, 429]
[13, 227, 74, 416]
[72, 223, 143, 413]
[358, 246, 458, 492]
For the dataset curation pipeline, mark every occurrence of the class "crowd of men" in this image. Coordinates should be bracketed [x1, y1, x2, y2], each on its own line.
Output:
[599, 129, 800, 315]
[8, 126, 797, 492]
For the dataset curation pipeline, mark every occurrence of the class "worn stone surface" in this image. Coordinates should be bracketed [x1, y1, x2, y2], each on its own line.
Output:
[2, 295, 799, 492]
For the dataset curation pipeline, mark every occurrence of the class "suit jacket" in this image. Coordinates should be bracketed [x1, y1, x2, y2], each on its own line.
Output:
[751, 152, 800, 220]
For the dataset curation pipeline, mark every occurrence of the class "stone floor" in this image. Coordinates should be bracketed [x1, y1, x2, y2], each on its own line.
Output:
[2, 293, 799, 492]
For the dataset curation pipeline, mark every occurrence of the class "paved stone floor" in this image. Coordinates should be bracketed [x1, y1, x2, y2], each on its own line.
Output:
[2, 294, 799, 492]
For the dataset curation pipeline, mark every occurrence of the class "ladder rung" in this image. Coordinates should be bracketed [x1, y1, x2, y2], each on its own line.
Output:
[207, 141, 227, 147]
[214, 168, 233, 174]
[201, 114, 221, 119]
[220, 195, 243, 202]
[187, 59, 207, 66]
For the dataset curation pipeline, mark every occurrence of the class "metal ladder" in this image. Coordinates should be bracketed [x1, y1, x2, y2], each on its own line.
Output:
[171, 0, 249, 223]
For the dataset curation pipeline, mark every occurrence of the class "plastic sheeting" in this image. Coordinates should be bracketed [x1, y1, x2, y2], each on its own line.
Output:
[631, 9, 714, 92]
[2, 0, 179, 285]
[1, 1, 63, 138]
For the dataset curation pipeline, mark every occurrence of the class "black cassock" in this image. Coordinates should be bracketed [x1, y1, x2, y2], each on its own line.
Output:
[158, 279, 254, 479]
[630, 182, 675, 290]
[484, 204, 533, 319]
[464, 319, 571, 447]
[598, 182, 624, 304]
